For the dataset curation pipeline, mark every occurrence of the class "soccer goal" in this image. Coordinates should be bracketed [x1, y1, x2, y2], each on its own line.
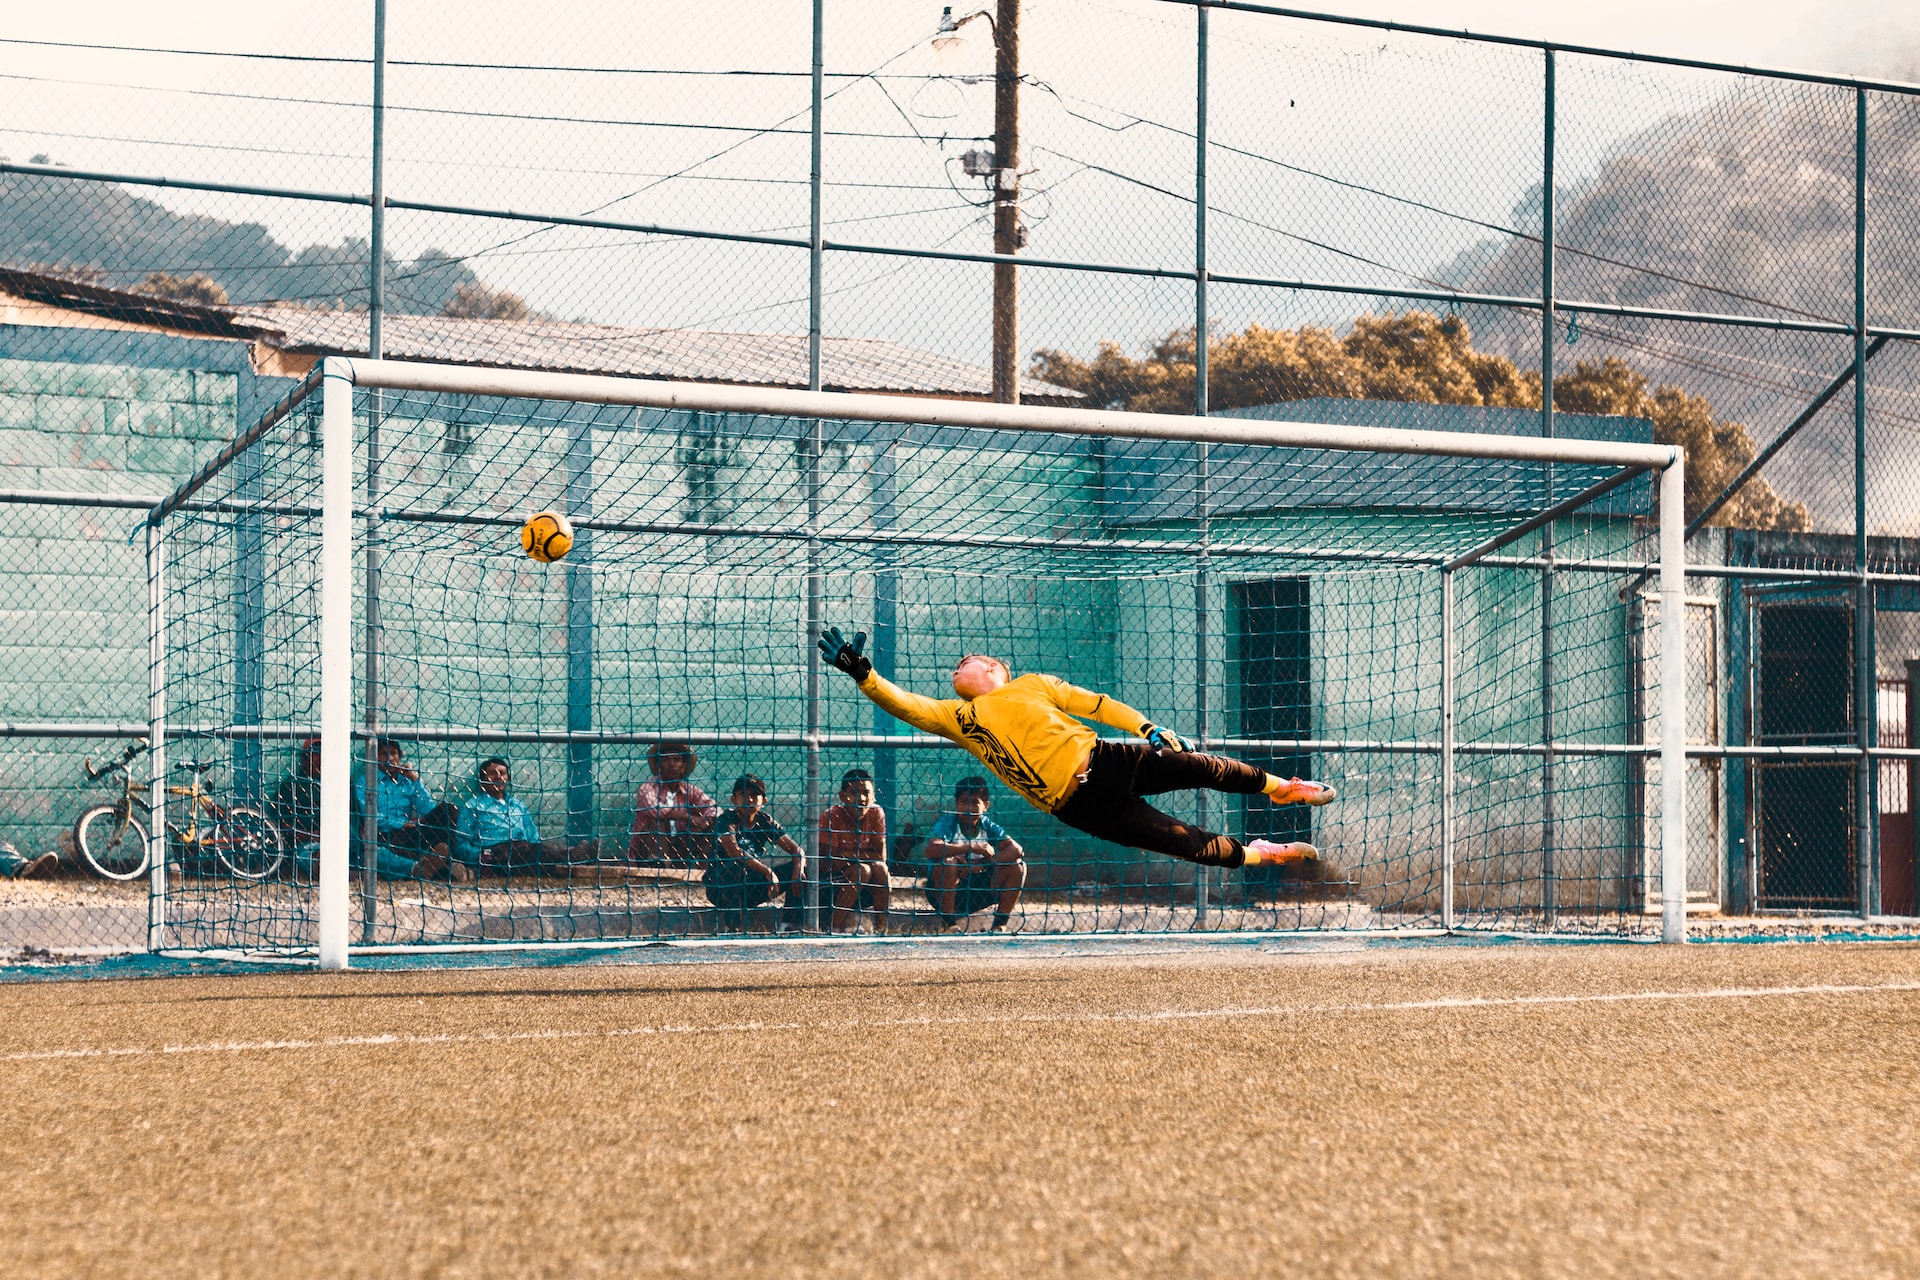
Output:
[143, 356, 1688, 967]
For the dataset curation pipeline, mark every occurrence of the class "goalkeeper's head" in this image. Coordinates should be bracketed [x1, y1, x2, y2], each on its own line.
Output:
[951, 654, 1011, 700]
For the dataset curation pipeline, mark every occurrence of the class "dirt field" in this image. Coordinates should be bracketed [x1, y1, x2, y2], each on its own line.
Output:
[3, 939, 1918, 1278]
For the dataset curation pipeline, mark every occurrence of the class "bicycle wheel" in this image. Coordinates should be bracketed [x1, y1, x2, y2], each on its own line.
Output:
[207, 806, 285, 879]
[75, 805, 150, 880]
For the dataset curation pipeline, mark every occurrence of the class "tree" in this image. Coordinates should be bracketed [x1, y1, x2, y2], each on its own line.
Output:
[1033, 315, 1809, 529]
[1554, 357, 1808, 530]
[131, 271, 229, 306]
[441, 281, 532, 321]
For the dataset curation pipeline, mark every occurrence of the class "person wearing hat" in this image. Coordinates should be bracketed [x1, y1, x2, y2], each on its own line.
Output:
[624, 741, 719, 865]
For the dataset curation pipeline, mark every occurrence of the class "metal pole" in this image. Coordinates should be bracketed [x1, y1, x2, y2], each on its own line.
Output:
[1855, 85, 1875, 919]
[805, 0, 826, 932]
[1539, 46, 1557, 929]
[360, 0, 387, 943]
[1440, 566, 1454, 930]
[1195, 2, 1209, 421]
[991, 0, 1022, 403]
[1195, 441, 1211, 925]
[808, 0, 824, 396]
[565, 413, 596, 846]
[872, 442, 898, 815]
[1659, 456, 1689, 943]
[805, 426, 824, 933]
[146, 523, 167, 952]
[318, 361, 355, 970]
[1193, 3, 1211, 925]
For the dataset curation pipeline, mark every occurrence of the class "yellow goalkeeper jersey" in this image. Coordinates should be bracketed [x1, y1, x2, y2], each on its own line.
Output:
[856, 670, 1152, 813]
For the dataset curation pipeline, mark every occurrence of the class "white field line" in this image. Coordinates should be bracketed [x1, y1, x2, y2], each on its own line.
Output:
[7, 979, 1920, 1064]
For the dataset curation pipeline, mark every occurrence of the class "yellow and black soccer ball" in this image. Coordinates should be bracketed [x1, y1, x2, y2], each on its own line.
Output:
[520, 509, 574, 563]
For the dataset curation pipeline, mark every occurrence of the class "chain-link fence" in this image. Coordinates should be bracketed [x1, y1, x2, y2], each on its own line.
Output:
[2, 2, 1917, 957]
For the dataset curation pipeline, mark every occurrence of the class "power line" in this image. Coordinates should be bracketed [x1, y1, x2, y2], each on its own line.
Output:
[1029, 79, 1848, 325]
[0, 71, 985, 143]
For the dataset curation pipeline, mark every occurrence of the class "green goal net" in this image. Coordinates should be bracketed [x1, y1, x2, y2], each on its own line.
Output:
[149, 359, 1689, 962]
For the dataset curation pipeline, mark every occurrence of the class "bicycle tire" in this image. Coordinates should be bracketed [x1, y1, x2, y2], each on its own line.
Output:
[75, 806, 151, 880]
[208, 806, 285, 879]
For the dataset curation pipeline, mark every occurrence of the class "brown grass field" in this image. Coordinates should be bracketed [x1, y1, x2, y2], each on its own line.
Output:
[2, 938, 1918, 1278]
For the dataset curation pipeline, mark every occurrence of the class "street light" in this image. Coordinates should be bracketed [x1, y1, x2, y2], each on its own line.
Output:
[933, 6, 994, 70]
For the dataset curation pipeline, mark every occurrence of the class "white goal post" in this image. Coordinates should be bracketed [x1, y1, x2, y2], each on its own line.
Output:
[291, 356, 1690, 967]
[146, 353, 1686, 967]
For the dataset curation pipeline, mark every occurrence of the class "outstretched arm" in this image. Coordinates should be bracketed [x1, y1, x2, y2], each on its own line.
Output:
[857, 671, 962, 741]
[820, 626, 962, 740]
[1045, 675, 1187, 751]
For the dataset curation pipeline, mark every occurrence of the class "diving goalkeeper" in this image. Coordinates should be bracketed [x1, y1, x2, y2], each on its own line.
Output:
[818, 628, 1334, 870]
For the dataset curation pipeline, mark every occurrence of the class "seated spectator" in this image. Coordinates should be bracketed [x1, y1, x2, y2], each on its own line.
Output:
[924, 775, 1025, 931]
[450, 758, 594, 877]
[270, 738, 322, 846]
[625, 741, 719, 865]
[1, 841, 56, 880]
[709, 774, 806, 933]
[819, 768, 888, 933]
[274, 740, 430, 884]
[353, 739, 461, 879]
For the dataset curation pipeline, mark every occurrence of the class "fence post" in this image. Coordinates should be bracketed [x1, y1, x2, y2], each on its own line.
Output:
[1659, 456, 1688, 943]
[1855, 85, 1876, 919]
[1193, 1, 1211, 926]
[318, 360, 355, 970]
[1440, 566, 1454, 931]
[565, 413, 596, 846]
[804, 0, 826, 932]
[360, 0, 388, 944]
[1539, 46, 1557, 930]
[146, 522, 168, 952]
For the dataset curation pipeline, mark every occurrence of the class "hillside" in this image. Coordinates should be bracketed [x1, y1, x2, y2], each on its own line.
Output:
[1450, 89, 1920, 532]
[0, 167, 482, 314]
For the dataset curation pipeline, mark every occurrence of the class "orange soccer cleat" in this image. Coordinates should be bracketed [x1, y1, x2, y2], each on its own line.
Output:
[1242, 838, 1320, 868]
[1263, 776, 1336, 807]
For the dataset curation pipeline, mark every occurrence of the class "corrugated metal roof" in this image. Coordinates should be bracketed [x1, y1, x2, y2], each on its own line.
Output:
[235, 306, 1081, 403]
[0, 268, 1080, 402]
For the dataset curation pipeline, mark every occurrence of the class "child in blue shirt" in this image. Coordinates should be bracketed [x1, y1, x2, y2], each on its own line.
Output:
[924, 775, 1025, 931]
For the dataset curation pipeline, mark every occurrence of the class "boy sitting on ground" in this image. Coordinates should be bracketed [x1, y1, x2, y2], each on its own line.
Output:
[924, 775, 1025, 931]
[710, 773, 806, 933]
[818, 768, 889, 934]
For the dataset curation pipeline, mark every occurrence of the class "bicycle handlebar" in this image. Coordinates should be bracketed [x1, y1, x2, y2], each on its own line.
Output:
[83, 737, 150, 782]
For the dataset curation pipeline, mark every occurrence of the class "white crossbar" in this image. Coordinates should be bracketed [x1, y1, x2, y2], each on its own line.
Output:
[334, 357, 1679, 471]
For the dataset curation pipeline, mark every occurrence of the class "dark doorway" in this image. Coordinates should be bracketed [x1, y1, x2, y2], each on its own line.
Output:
[1754, 600, 1855, 909]
[1235, 578, 1311, 895]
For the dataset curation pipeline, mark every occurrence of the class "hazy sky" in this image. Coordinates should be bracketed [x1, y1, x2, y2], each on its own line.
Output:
[1304, 0, 1917, 79]
[10, 0, 1915, 78]
[3, 1, 1914, 355]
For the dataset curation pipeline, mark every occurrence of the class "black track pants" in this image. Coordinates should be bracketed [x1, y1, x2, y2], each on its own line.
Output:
[1051, 741, 1269, 868]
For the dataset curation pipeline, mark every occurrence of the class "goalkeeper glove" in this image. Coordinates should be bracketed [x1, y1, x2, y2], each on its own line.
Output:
[1142, 723, 1187, 753]
[818, 626, 872, 681]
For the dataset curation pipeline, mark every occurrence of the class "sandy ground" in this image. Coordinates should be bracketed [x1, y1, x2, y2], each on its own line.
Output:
[2, 940, 1918, 1278]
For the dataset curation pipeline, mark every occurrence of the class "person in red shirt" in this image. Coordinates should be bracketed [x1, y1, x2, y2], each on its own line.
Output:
[625, 742, 720, 864]
[818, 768, 888, 933]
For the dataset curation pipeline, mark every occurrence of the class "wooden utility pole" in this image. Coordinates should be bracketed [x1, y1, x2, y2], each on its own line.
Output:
[991, 0, 1021, 403]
